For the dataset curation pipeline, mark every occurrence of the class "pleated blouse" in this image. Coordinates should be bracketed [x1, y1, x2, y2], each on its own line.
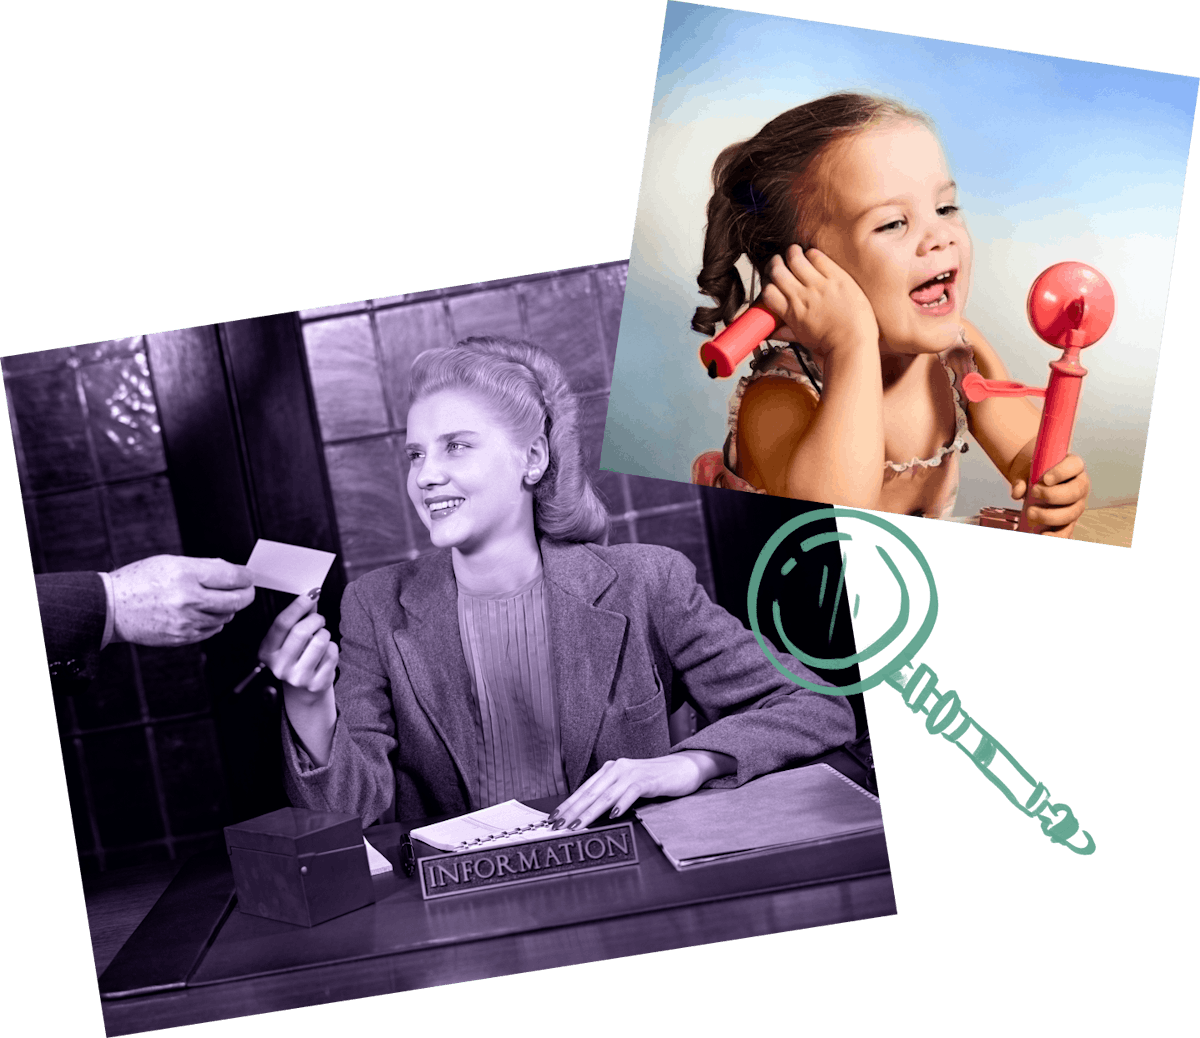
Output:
[456, 571, 569, 808]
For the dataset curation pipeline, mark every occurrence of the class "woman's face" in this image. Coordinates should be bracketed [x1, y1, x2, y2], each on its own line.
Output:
[405, 389, 543, 555]
[812, 121, 972, 356]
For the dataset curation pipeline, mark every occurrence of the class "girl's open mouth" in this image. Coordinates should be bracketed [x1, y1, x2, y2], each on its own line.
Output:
[909, 269, 956, 315]
[427, 497, 464, 519]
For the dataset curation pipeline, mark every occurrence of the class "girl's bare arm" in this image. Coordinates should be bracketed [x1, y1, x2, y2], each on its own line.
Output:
[740, 246, 885, 506]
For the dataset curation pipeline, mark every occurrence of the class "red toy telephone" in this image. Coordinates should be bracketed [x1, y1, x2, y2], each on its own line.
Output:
[961, 262, 1114, 534]
[698, 260, 1115, 534]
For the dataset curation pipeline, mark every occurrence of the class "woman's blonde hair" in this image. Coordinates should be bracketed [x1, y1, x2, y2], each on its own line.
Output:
[408, 337, 610, 543]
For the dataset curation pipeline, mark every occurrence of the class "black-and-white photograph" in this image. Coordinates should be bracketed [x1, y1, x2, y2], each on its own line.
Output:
[5, 262, 894, 1035]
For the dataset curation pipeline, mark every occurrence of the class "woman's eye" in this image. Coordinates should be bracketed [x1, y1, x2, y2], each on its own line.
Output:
[447, 441, 467, 452]
[406, 450, 423, 461]
[938, 205, 960, 217]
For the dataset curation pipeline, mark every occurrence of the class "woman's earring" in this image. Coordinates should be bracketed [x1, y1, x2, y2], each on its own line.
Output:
[526, 469, 541, 485]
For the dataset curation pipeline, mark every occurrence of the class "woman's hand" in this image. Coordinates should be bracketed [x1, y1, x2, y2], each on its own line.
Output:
[547, 750, 736, 831]
[1009, 453, 1091, 536]
[760, 245, 878, 360]
[258, 590, 339, 698]
[259, 591, 339, 766]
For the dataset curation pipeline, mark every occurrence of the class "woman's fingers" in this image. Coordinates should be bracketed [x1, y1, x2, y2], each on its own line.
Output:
[550, 755, 715, 831]
[260, 593, 320, 654]
[551, 762, 624, 829]
[310, 642, 339, 691]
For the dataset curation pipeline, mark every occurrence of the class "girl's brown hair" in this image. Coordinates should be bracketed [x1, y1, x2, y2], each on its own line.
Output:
[693, 92, 929, 337]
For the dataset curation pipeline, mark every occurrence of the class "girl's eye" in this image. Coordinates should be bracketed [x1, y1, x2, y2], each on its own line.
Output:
[875, 218, 905, 233]
[938, 204, 960, 217]
[447, 441, 468, 452]
[406, 450, 423, 462]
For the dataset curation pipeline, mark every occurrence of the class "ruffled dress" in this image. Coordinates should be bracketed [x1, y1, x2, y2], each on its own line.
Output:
[692, 337, 978, 520]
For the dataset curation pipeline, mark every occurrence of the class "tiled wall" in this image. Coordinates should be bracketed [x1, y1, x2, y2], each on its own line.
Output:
[299, 261, 715, 595]
[4, 340, 225, 873]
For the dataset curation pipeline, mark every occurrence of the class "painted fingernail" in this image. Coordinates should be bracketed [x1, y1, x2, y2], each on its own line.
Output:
[609, 807, 620, 819]
[550, 818, 564, 830]
[567, 819, 582, 830]
[307, 587, 321, 599]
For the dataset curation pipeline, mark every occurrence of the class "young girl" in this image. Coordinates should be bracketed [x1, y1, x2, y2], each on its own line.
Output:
[691, 93, 1090, 534]
[259, 337, 854, 831]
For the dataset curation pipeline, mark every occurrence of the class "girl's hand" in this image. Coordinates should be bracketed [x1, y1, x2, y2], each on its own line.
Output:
[547, 750, 736, 830]
[1010, 454, 1091, 536]
[760, 245, 878, 359]
[258, 590, 340, 702]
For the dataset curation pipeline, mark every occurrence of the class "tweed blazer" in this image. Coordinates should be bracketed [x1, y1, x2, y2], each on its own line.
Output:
[283, 539, 856, 824]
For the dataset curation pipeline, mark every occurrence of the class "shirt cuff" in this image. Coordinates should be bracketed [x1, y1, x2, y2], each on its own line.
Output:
[98, 571, 116, 649]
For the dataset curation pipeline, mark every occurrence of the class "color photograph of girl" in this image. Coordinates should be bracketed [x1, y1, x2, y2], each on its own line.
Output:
[600, 3, 1196, 545]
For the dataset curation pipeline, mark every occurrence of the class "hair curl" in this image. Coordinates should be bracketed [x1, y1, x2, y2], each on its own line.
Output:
[408, 337, 610, 543]
[693, 92, 931, 337]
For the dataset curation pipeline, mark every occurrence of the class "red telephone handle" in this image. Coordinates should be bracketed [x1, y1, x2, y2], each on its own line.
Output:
[960, 373, 1046, 403]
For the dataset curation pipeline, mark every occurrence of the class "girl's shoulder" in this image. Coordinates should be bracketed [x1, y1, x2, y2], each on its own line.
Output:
[955, 319, 1008, 380]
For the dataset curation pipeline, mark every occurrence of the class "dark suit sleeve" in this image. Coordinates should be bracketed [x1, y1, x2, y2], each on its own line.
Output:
[281, 579, 398, 826]
[656, 551, 857, 786]
[35, 572, 108, 693]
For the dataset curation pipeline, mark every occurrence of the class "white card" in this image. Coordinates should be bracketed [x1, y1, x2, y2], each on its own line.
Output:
[245, 539, 336, 595]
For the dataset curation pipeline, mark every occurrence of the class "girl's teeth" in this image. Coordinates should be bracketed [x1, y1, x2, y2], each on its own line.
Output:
[921, 292, 948, 307]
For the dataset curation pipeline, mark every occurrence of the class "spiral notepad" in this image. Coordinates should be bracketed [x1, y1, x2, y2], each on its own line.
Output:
[408, 800, 559, 853]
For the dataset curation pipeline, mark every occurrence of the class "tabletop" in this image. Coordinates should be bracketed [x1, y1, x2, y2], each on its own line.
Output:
[91, 754, 894, 1036]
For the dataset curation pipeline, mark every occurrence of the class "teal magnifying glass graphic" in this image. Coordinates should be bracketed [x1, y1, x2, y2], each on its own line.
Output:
[748, 508, 937, 696]
[748, 508, 1094, 856]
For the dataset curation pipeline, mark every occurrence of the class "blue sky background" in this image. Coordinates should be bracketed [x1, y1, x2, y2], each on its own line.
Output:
[602, 2, 1198, 516]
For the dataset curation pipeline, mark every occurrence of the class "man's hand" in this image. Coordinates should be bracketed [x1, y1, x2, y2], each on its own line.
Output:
[110, 555, 255, 646]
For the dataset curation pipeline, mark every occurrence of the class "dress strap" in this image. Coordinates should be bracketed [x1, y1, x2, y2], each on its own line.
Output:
[884, 334, 976, 474]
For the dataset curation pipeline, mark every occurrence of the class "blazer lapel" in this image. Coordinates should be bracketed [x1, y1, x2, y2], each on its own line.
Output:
[542, 540, 627, 789]
[392, 551, 480, 803]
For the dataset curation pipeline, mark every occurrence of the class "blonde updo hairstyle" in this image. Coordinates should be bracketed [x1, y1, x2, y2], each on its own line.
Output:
[408, 337, 610, 543]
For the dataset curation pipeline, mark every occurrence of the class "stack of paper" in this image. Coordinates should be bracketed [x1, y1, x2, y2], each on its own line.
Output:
[635, 763, 883, 869]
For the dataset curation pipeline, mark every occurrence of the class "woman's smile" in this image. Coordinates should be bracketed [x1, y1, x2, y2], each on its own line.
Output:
[425, 495, 466, 520]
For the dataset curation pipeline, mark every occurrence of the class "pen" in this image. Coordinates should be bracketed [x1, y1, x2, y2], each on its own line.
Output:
[232, 661, 267, 695]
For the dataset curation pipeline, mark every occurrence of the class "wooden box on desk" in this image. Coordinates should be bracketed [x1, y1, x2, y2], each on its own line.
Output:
[223, 807, 375, 927]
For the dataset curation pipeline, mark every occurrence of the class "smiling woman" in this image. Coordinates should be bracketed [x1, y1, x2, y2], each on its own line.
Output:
[258, 337, 856, 830]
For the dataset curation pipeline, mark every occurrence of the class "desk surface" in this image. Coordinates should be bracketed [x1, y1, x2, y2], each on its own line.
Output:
[91, 756, 894, 1036]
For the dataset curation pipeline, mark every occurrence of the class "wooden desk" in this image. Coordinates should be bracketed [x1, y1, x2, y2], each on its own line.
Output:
[92, 760, 894, 1036]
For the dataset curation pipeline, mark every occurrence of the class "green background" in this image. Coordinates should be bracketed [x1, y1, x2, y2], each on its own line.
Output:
[2, 4, 1190, 1032]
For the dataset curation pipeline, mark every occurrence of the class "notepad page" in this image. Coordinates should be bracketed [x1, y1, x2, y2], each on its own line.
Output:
[408, 800, 553, 852]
